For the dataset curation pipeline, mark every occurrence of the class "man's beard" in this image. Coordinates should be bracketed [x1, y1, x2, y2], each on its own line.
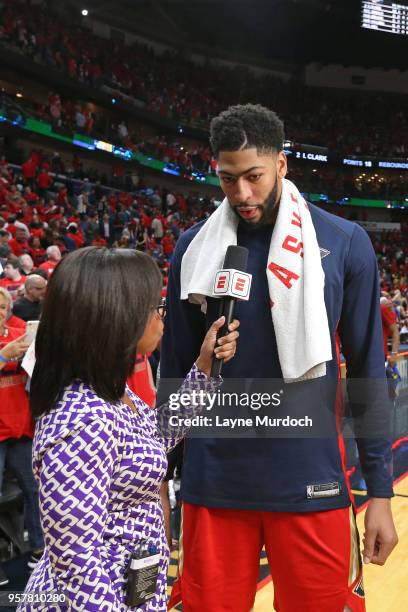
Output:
[230, 181, 279, 230]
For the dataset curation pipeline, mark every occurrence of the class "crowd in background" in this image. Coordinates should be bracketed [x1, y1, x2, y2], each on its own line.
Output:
[3, 89, 408, 201]
[0, 89, 216, 177]
[0, 149, 407, 340]
[2, 0, 408, 157]
[0, 150, 219, 293]
[373, 230, 408, 338]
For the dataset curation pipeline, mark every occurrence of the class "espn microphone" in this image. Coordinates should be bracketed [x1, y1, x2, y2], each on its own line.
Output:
[210, 245, 252, 377]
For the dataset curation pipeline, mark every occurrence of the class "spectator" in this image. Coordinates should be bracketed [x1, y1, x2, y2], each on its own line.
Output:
[118, 121, 128, 141]
[76, 190, 88, 215]
[19, 254, 34, 276]
[91, 232, 107, 247]
[380, 297, 400, 365]
[0, 257, 26, 301]
[0, 287, 44, 573]
[13, 274, 47, 322]
[75, 107, 86, 132]
[14, 213, 30, 238]
[0, 230, 10, 267]
[162, 229, 175, 258]
[8, 227, 30, 257]
[36, 167, 52, 197]
[151, 214, 164, 242]
[83, 212, 99, 245]
[99, 212, 114, 246]
[21, 155, 37, 187]
[66, 223, 85, 249]
[23, 186, 39, 205]
[7, 308, 26, 331]
[28, 236, 46, 267]
[38, 245, 61, 276]
[0, 244, 10, 271]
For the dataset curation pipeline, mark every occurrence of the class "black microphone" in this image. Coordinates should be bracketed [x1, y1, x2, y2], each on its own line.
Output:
[210, 245, 251, 377]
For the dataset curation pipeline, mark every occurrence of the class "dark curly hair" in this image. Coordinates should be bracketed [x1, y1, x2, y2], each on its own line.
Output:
[210, 103, 285, 158]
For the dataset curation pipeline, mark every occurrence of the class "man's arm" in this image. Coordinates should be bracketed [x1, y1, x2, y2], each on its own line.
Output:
[338, 224, 398, 565]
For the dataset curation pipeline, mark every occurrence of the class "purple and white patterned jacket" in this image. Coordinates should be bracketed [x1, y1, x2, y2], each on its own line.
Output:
[19, 365, 219, 611]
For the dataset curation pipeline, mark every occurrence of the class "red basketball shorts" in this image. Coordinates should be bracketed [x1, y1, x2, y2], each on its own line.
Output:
[168, 503, 365, 612]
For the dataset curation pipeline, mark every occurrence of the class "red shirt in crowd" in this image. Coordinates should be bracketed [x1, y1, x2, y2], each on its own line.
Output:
[30, 227, 45, 240]
[39, 261, 58, 276]
[0, 276, 26, 301]
[0, 326, 34, 441]
[21, 158, 37, 180]
[37, 171, 52, 190]
[380, 304, 397, 356]
[162, 234, 175, 256]
[126, 354, 156, 407]
[141, 213, 152, 229]
[29, 246, 46, 266]
[8, 237, 30, 256]
[6, 315, 26, 330]
[24, 191, 39, 204]
[57, 188, 69, 207]
[67, 231, 85, 249]
[91, 237, 107, 247]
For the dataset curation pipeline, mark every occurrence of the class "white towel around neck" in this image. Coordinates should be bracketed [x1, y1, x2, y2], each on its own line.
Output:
[180, 178, 332, 382]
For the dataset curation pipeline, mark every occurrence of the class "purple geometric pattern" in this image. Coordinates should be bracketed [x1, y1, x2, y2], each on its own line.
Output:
[18, 365, 220, 611]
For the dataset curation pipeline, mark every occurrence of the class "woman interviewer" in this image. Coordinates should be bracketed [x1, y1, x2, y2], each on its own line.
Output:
[19, 247, 239, 611]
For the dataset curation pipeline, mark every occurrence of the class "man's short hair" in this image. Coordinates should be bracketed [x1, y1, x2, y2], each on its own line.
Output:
[210, 103, 285, 158]
[0, 245, 10, 258]
[6, 256, 20, 270]
[46, 245, 61, 260]
[19, 254, 33, 266]
[25, 274, 46, 291]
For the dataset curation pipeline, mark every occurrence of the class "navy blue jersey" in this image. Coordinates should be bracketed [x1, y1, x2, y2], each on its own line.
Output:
[159, 204, 393, 512]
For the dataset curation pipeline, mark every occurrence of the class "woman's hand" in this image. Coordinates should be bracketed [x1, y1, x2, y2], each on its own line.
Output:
[195, 316, 240, 377]
[0, 334, 30, 362]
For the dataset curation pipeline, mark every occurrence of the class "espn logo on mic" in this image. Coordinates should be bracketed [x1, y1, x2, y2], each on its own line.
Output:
[213, 269, 252, 300]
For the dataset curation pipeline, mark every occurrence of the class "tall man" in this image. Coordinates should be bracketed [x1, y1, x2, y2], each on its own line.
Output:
[160, 104, 398, 612]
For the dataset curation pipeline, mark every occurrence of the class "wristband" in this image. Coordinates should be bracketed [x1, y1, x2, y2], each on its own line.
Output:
[0, 354, 9, 364]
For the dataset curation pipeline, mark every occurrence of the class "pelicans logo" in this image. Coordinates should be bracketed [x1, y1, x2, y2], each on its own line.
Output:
[319, 247, 331, 259]
[352, 575, 365, 598]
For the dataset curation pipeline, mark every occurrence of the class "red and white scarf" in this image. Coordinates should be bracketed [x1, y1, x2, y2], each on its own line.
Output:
[180, 178, 332, 382]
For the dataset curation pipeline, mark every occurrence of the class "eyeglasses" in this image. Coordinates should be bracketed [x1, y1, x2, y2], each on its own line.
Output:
[155, 298, 166, 319]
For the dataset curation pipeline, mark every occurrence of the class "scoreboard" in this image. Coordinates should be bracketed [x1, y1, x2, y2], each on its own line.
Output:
[362, 0, 408, 35]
